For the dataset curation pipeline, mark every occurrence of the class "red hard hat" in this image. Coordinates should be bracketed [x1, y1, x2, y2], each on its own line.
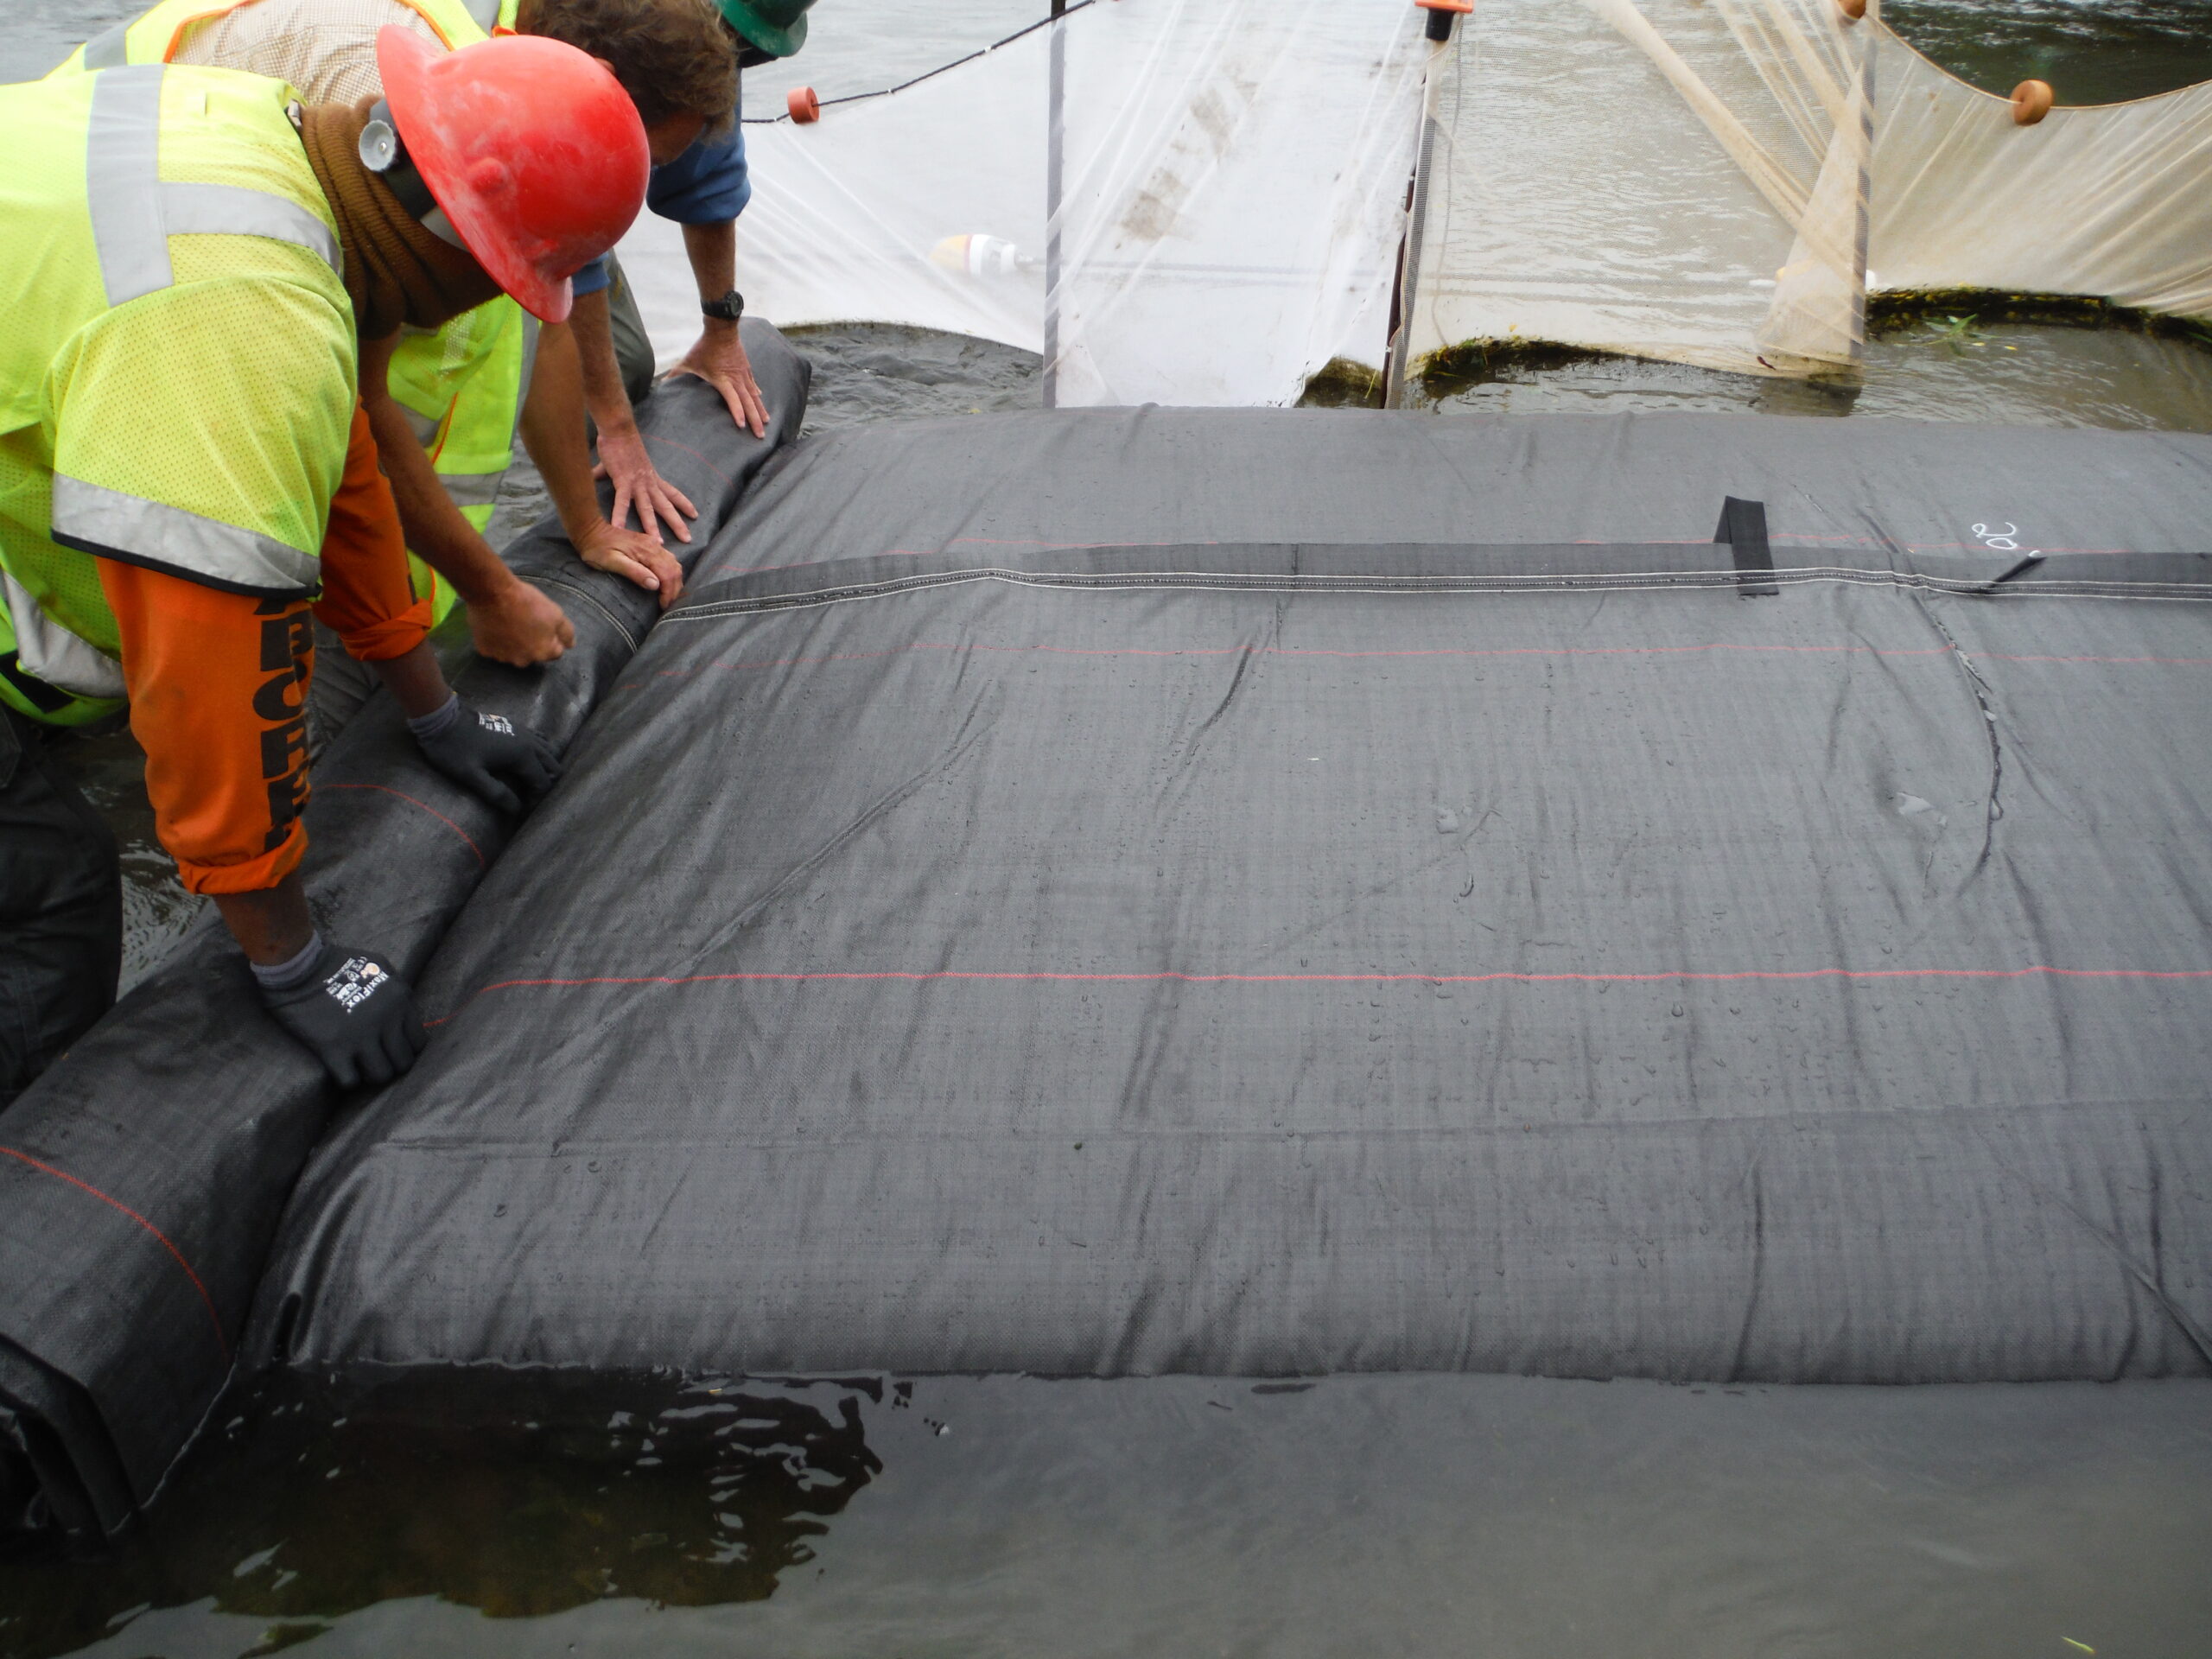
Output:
[377, 27, 649, 322]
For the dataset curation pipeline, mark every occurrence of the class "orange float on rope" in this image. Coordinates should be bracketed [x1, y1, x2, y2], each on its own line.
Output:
[1834, 0, 1866, 21]
[787, 85, 820, 124]
[2011, 79, 2054, 125]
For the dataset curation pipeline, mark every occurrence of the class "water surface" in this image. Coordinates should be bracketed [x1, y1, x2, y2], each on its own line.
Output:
[6, 1370, 2209, 1658]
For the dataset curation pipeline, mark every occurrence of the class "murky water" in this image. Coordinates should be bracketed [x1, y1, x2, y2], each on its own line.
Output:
[5, 1370, 2209, 1658]
[5, 2, 2211, 1654]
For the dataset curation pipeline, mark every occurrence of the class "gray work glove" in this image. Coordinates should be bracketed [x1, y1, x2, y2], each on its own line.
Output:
[409, 694, 561, 814]
[257, 938, 428, 1090]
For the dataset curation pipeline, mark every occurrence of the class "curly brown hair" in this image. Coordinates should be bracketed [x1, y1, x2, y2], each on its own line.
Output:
[516, 0, 739, 137]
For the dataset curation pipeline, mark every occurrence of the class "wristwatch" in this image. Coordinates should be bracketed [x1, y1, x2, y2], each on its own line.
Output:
[701, 289, 745, 322]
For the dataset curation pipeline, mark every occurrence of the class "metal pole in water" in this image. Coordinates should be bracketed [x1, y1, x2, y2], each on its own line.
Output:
[1848, 0, 1878, 371]
[1043, 0, 1067, 409]
[1385, 11, 1456, 410]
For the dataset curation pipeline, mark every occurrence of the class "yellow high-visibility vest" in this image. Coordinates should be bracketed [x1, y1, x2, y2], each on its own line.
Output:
[61, 0, 537, 629]
[0, 65, 353, 724]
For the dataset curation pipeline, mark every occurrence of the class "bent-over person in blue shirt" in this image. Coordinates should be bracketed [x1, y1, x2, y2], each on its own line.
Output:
[531, 0, 815, 543]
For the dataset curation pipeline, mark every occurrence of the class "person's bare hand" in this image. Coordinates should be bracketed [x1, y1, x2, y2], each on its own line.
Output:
[576, 518, 685, 610]
[591, 422, 696, 545]
[468, 576, 574, 665]
[671, 321, 768, 438]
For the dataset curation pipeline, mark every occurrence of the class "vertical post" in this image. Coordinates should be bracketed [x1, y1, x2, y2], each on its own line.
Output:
[1384, 19, 1451, 410]
[1847, 0, 1878, 371]
[1043, 0, 1067, 408]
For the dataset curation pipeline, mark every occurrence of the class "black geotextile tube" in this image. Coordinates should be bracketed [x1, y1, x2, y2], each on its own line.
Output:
[0, 323, 810, 1548]
[237, 413, 2212, 1401]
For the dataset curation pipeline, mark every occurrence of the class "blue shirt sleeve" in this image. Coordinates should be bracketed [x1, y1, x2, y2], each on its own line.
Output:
[646, 126, 751, 227]
[572, 255, 612, 298]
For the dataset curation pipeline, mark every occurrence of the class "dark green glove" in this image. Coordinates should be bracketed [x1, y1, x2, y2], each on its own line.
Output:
[257, 941, 427, 1090]
[410, 696, 561, 814]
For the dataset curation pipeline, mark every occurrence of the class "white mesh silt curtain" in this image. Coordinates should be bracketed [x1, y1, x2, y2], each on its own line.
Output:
[617, 28, 1051, 361]
[1869, 46, 2212, 317]
[613, 0, 1426, 407]
[1402, 0, 2212, 382]
[1046, 0, 1425, 405]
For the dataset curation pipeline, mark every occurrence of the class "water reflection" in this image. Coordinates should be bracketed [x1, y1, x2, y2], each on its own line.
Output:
[42, 729, 204, 996]
[0, 1371, 881, 1656]
[5, 1373, 2209, 1659]
[1885, 0, 2212, 102]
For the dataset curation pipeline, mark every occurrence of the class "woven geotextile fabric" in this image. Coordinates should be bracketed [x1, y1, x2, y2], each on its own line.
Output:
[248, 412, 2212, 1387]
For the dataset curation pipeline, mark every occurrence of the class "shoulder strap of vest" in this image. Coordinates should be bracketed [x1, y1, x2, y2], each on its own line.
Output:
[93, 0, 490, 67]
[79, 19, 134, 69]
[85, 65, 342, 308]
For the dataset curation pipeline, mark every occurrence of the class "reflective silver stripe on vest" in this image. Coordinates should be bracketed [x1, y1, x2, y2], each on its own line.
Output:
[162, 181, 340, 274]
[463, 0, 504, 31]
[0, 571, 127, 701]
[89, 67, 343, 308]
[87, 66, 171, 306]
[435, 470, 506, 508]
[80, 21, 134, 70]
[52, 475, 319, 596]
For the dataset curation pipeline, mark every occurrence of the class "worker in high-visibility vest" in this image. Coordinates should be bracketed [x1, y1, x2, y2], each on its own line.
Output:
[0, 30, 649, 1100]
[54, 0, 737, 690]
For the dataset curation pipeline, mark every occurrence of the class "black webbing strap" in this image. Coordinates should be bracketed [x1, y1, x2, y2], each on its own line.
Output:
[1716, 496, 1777, 598]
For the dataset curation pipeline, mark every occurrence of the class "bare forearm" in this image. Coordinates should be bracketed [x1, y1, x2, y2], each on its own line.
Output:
[518, 321, 610, 543]
[672, 221, 766, 437]
[567, 289, 637, 438]
[683, 220, 736, 303]
[356, 331, 575, 666]
[359, 382, 517, 608]
[213, 875, 315, 965]
[567, 289, 702, 552]
[371, 640, 455, 721]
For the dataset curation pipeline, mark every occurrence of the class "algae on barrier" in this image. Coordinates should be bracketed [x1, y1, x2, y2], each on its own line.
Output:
[1411, 292, 2212, 401]
[1298, 356, 1388, 408]
[1866, 289, 2212, 350]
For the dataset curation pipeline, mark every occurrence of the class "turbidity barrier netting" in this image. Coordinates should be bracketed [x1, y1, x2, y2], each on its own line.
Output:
[1401, 0, 2212, 382]
[616, 0, 1426, 405]
[614, 0, 2212, 402]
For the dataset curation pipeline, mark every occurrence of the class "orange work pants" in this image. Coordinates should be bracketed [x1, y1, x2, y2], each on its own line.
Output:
[99, 404, 432, 893]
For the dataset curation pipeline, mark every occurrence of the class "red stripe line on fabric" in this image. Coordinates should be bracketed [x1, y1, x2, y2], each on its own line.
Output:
[428, 963, 2212, 1024]
[0, 1145, 229, 1362]
[946, 537, 1228, 550]
[324, 784, 485, 868]
[641, 431, 735, 486]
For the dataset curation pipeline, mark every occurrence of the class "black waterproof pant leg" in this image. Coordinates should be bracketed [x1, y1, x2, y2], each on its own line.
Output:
[0, 710, 120, 1111]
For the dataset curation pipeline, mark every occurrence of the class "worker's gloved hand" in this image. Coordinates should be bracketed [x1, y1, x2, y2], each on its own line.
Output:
[255, 937, 428, 1090]
[408, 693, 561, 814]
